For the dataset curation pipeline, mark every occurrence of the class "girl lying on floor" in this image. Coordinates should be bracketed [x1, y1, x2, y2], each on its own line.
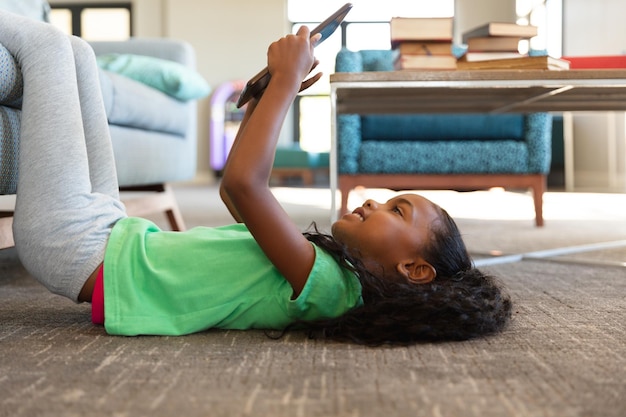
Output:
[2, 10, 511, 345]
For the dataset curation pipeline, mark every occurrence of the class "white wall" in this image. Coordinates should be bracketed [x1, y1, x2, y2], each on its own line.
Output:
[563, 0, 626, 191]
[563, 0, 626, 55]
[162, 0, 288, 180]
[454, 0, 516, 44]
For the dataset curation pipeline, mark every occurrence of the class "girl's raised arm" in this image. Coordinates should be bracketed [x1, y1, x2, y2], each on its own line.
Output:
[220, 27, 322, 297]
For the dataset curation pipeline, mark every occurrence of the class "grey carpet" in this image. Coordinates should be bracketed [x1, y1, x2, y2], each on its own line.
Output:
[1, 184, 625, 417]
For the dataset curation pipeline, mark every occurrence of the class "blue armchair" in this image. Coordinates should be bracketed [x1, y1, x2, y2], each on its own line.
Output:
[335, 49, 552, 226]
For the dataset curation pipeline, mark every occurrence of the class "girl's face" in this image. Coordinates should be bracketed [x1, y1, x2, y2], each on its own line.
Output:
[331, 194, 440, 284]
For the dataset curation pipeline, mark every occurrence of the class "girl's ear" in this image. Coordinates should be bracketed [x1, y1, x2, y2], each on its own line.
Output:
[396, 259, 437, 284]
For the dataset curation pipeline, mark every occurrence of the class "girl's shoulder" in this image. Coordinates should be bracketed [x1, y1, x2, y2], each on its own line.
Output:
[287, 243, 363, 320]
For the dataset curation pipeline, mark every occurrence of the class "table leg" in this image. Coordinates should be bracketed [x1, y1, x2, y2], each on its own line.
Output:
[330, 85, 339, 222]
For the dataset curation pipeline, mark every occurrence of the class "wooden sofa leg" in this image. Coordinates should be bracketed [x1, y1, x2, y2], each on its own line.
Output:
[0, 215, 15, 249]
[121, 183, 186, 231]
[532, 176, 546, 227]
[164, 193, 186, 231]
[1, 184, 187, 249]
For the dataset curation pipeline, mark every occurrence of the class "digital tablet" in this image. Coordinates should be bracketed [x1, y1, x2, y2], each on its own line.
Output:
[236, 3, 353, 108]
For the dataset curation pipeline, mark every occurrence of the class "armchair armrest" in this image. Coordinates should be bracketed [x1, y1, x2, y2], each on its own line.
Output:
[335, 48, 364, 174]
[524, 113, 553, 173]
[336, 48, 363, 72]
[337, 115, 362, 174]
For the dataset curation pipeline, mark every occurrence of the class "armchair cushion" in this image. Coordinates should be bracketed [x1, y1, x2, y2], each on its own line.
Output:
[361, 114, 525, 142]
[96, 53, 210, 101]
[359, 141, 528, 174]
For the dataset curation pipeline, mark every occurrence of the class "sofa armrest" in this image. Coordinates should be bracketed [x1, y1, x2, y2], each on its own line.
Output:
[89, 38, 196, 67]
[0, 0, 49, 21]
[524, 113, 553, 174]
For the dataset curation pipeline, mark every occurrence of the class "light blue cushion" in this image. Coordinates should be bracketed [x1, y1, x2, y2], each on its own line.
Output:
[96, 53, 210, 101]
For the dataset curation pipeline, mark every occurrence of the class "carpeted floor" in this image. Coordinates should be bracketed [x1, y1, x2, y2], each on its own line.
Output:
[1, 183, 625, 417]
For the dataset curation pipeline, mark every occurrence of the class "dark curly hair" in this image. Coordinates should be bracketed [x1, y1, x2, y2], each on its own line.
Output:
[299, 205, 512, 346]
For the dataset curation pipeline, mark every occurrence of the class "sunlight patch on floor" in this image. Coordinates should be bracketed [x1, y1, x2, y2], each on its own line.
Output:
[271, 186, 626, 223]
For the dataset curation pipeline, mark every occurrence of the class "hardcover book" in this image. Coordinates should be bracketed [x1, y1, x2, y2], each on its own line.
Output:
[394, 54, 457, 70]
[466, 36, 521, 52]
[463, 52, 527, 62]
[390, 17, 454, 43]
[462, 22, 538, 44]
[457, 55, 570, 71]
[394, 41, 453, 56]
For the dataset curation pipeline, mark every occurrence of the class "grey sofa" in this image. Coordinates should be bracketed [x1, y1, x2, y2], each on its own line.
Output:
[1, 1, 205, 248]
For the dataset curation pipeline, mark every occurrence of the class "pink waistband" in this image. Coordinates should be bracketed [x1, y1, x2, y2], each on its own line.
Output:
[91, 265, 105, 325]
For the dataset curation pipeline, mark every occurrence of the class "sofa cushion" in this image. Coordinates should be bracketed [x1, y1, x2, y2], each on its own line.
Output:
[0, 106, 20, 194]
[361, 114, 526, 142]
[96, 53, 210, 101]
[0, 44, 22, 108]
[99, 69, 190, 137]
[0, 45, 192, 137]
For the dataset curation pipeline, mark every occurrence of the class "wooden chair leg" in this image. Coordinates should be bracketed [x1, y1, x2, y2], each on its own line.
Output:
[340, 186, 351, 216]
[121, 183, 186, 231]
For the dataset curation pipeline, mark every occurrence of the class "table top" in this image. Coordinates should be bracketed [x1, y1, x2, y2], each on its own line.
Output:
[330, 69, 626, 114]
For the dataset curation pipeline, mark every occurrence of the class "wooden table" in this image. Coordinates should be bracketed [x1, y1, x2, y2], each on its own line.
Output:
[331, 69, 626, 115]
[329, 69, 626, 265]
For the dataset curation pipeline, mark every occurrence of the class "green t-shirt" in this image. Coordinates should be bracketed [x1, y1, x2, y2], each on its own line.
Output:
[103, 217, 363, 336]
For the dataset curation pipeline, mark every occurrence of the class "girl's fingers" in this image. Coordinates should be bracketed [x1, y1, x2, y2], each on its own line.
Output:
[299, 72, 323, 92]
[309, 59, 320, 74]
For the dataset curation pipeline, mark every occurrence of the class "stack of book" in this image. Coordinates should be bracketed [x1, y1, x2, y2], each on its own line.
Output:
[461, 22, 537, 62]
[390, 17, 456, 70]
[458, 21, 569, 70]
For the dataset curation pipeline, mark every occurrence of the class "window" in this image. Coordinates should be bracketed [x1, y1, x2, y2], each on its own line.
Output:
[516, 0, 562, 57]
[49, 3, 132, 41]
[288, 1, 454, 152]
